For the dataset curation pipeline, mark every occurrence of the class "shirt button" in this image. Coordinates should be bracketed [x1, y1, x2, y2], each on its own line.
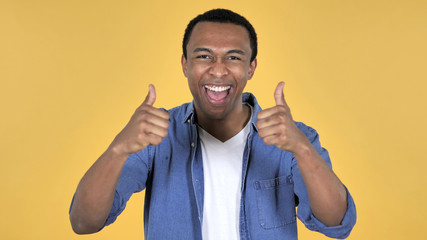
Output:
[191, 142, 195, 147]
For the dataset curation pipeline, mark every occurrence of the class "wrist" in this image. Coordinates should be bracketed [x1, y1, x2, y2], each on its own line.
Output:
[291, 140, 326, 173]
[287, 133, 312, 155]
[107, 141, 130, 160]
[292, 141, 313, 159]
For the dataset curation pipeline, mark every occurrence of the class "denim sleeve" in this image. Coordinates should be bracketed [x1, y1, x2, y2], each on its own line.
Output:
[103, 146, 153, 227]
[292, 122, 357, 239]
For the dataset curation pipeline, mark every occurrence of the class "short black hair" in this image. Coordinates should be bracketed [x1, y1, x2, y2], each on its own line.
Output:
[182, 9, 257, 62]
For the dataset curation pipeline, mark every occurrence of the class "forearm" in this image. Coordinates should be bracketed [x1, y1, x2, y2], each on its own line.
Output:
[256, 83, 348, 226]
[294, 142, 347, 227]
[70, 146, 129, 234]
[69, 85, 169, 234]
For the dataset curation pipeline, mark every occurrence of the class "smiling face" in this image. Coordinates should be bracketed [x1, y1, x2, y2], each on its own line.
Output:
[182, 21, 257, 124]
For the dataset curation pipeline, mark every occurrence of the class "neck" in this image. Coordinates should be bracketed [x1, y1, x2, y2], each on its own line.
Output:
[197, 104, 251, 142]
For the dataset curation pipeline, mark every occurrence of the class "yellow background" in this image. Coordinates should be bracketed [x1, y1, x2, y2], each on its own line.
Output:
[1, 0, 426, 239]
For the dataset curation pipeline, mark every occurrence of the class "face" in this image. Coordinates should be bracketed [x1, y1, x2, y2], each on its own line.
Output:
[182, 22, 257, 122]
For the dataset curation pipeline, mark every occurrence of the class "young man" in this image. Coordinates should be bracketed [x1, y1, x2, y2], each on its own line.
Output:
[70, 9, 356, 239]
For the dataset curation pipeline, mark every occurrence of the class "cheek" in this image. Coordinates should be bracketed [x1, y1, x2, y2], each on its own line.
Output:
[189, 67, 209, 84]
[187, 75, 201, 97]
[230, 66, 249, 80]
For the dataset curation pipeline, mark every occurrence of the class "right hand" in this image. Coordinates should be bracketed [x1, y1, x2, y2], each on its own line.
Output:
[110, 84, 170, 155]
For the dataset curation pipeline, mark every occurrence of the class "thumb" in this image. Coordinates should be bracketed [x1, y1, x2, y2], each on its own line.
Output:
[274, 81, 286, 106]
[143, 84, 156, 106]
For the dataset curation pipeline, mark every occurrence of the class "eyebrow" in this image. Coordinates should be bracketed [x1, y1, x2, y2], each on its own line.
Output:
[227, 49, 245, 55]
[193, 48, 246, 55]
[193, 48, 212, 53]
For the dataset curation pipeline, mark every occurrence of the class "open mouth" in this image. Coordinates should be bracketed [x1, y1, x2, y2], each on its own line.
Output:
[203, 85, 231, 104]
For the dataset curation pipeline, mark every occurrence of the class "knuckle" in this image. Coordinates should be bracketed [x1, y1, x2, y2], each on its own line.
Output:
[160, 129, 168, 138]
[277, 114, 286, 122]
[140, 104, 150, 110]
[139, 113, 148, 121]
[279, 133, 289, 144]
[137, 120, 148, 131]
[141, 113, 154, 122]
[278, 105, 287, 111]
[151, 136, 162, 145]
[274, 106, 284, 113]
[264, 138, 273, 145]
[136, 105, 148, 113]
[137, 131, 148, 141]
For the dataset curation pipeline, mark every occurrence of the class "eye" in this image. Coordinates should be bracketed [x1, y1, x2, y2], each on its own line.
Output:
[196, 55, 211, 59]
[228, 56, 241, 61]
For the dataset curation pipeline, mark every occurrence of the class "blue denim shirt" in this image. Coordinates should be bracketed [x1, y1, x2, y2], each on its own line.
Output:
[99, 93, 356, 239]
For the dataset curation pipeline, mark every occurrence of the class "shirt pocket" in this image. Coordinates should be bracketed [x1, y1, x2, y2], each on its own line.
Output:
[254, 175, 296, 229]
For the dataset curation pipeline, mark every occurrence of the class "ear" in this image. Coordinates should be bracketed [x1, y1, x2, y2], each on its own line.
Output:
[248, 58, 257, 80]
[181, 55, 188, 77]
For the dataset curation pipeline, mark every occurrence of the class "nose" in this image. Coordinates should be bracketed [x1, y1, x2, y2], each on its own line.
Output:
[208, 59, 229, 78]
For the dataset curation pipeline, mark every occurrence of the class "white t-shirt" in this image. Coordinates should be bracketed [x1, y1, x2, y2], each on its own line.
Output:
[199, 106, 252, 240]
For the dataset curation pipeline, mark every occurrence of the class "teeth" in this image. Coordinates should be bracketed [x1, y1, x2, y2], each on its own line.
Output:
[204, 85, 231, 92]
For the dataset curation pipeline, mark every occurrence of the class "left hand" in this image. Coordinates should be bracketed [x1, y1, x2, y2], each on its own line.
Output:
[256, 82, 309, 153]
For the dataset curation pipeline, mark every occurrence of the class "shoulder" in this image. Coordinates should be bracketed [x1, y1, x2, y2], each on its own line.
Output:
[166, 102, 191, 113]
[295, 121, 320, 143]
[161, 102, 193, 123]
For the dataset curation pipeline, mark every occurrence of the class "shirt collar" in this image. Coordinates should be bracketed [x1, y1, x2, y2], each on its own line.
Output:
[183, 101, 196, 124]
[243, 92, 262, 132]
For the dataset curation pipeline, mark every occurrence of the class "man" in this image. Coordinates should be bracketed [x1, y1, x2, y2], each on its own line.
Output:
[70, 9, 356, 239]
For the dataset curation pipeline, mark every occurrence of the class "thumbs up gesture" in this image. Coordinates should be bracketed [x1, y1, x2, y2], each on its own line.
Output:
[256, 82, 309, 153]
[110, 84, 170, 156]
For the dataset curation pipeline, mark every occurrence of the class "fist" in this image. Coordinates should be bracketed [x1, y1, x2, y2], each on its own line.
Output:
[256, 82, 308, 153]
[111, 84, 170, 155]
